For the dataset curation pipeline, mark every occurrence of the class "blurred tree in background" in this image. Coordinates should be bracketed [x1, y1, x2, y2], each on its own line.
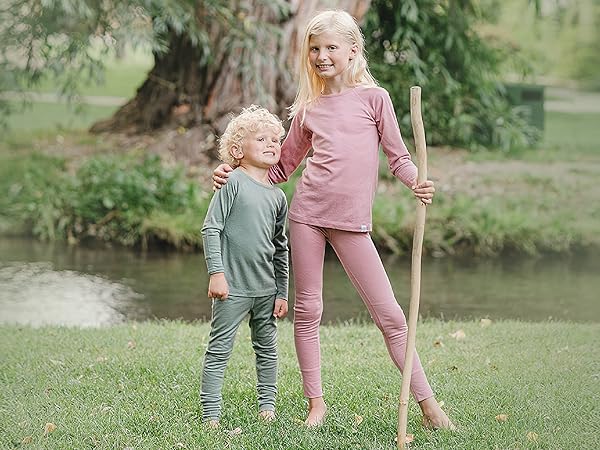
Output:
[482, 0, 600, 90]
[364, 0, 540, 150]
[3, 0, 584, 151]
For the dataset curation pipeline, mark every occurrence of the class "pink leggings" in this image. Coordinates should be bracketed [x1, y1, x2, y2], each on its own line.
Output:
[289, 220, 434, 402]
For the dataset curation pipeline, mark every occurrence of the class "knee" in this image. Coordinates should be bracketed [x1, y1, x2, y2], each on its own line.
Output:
[252, 333, 277, 353]
[204, 347, 233, 362]
[293, 297, 323, 324]
[377, 308, 408, 337]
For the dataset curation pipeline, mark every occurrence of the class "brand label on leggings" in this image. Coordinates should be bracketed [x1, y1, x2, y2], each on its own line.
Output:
[360, 224, 368, 232]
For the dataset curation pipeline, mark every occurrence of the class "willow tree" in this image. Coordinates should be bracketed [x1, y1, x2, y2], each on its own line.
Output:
[91, 0, 372, 136]
[0, 0, 371, 135]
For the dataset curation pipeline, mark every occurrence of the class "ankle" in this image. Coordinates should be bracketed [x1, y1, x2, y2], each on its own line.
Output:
[308, 397, 327, 410]
[418, 396, 440, 416]
[258, 410, 276, 421]
[203, 419, 220, 429]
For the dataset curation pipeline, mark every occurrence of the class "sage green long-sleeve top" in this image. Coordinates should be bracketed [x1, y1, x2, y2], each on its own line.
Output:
[201, 169, 289, 300]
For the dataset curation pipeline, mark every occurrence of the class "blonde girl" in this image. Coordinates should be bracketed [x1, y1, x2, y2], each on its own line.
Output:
[213, 10, 453, 429]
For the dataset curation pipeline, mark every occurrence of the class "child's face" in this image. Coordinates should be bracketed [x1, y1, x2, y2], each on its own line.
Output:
[308, 31, 357, 83]
[236, 128, 281, 169]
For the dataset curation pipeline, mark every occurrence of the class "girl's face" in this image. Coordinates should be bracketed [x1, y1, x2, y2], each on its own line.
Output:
[308, 31, 357, 88]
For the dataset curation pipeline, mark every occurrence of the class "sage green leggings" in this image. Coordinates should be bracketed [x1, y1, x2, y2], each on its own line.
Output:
[201, 294, 277, 421]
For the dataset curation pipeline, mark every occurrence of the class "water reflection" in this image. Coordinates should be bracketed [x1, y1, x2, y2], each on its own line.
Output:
[0, 261, 142, 327]
[0, 237, 598, 327]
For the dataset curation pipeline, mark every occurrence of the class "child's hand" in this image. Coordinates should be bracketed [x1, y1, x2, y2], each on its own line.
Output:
[273, 299, 288, 319]
[411, 180, 435, 205]
[213, 164, 234, 191]
[208, 272, 229, 300]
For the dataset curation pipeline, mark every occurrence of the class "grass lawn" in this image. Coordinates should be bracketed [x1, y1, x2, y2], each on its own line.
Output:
[540, 111, 600, 159]
[1, 320, 598, 449]
[3, 102, 119, 132]
[30, 48, 152, 99]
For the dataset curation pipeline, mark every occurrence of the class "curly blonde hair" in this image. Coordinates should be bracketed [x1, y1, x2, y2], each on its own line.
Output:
[218, 105, 285, 166]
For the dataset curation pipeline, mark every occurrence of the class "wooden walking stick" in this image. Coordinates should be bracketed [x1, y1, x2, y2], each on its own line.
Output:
[397, 86, 428, 449]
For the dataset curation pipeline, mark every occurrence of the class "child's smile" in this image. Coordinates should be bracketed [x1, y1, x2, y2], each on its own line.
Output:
[308, 31, 357, 89]
[239, 129, 282, 169]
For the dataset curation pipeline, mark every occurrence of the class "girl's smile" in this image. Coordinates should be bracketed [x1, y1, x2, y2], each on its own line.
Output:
[308, 31, 357, 91]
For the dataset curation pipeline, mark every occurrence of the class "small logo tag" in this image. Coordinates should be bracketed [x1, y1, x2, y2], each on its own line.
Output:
[360, 224, 368, 232]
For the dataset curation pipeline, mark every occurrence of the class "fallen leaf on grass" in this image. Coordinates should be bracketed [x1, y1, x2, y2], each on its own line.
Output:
[127, 340, 136, 349]
[228, 427, 242, 436]
[495, 414, 509, 422]
[480, 318, 492, 327]
[21, 436, 33, 444]
[527, 431, 539, 442]
[433, 339, 444, 348]
[449, 329, 466, 340]
[96, 356, 108, 362]
[43, 423, 56, 436]
[174, 443, 186, 448]
[354, 414, 363, 426]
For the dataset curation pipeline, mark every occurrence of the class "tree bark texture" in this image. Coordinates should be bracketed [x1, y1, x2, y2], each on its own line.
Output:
[91, 0, 371, 139]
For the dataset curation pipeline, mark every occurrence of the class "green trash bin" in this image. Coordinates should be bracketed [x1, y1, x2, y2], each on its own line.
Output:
[504, 83, 545, 131]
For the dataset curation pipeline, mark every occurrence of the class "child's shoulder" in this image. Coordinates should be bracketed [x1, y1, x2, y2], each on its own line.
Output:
[273, 185, 288, 205]
[225, 169, 246, 186]
[355, 85, 393, 111]
[356, 84, 391, 100]
[273, 184, 287, 198]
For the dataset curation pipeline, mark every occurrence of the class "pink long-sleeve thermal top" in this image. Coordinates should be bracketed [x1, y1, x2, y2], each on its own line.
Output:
[269, 85, 418, 232]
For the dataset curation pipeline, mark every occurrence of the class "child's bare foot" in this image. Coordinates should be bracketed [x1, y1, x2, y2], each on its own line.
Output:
[305, 397, 327, 427]
[258, 410, 276, 422]
[203, 419, 220, 429]
[419, 397, 455, 430]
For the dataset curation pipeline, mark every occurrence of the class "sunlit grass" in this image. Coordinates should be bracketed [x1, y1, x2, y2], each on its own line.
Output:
[0, 320, 597, 449]
[3, 101, 118, 132]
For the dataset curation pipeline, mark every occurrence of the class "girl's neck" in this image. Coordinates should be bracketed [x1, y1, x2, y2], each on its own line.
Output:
[322, 80, 354, 95]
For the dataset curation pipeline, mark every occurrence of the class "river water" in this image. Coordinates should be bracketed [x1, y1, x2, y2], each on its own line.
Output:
[1, 237, 598, 327]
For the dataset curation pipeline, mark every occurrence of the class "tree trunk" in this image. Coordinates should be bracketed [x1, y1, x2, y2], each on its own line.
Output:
[90, 0, 371, 142]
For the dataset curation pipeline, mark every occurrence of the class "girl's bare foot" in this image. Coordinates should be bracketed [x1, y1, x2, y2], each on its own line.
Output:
[419, 397, 456, 430]
[305, 396, 327, 427]
[258, 410, 276, 422]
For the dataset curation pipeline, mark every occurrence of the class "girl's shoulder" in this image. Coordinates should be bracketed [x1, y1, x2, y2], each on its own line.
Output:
[355, 84, 391, 100]
[354, 85, 393, 112]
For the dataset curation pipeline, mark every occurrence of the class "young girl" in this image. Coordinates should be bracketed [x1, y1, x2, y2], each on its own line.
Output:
[213, 10, 453, 429]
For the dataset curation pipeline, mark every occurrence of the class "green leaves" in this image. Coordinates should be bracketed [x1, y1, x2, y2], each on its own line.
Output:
[365, 0, 540, 151]
[7, 152, 205, 246]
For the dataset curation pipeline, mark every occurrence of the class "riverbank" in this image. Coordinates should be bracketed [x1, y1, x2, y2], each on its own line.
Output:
[1, 320, 597, 449]
[1, 109, 599, 256]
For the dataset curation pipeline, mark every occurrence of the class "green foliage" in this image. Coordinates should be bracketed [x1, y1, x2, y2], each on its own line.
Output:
[364, 0, 540, 150]
[7, 153, 207, 247]
[0, 0, 266, 128]
[489, 0, 600, 90]
[553, 1, 600, 90]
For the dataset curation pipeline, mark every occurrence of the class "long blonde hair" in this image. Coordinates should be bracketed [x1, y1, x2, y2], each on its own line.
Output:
[289, 10, 378, 120]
